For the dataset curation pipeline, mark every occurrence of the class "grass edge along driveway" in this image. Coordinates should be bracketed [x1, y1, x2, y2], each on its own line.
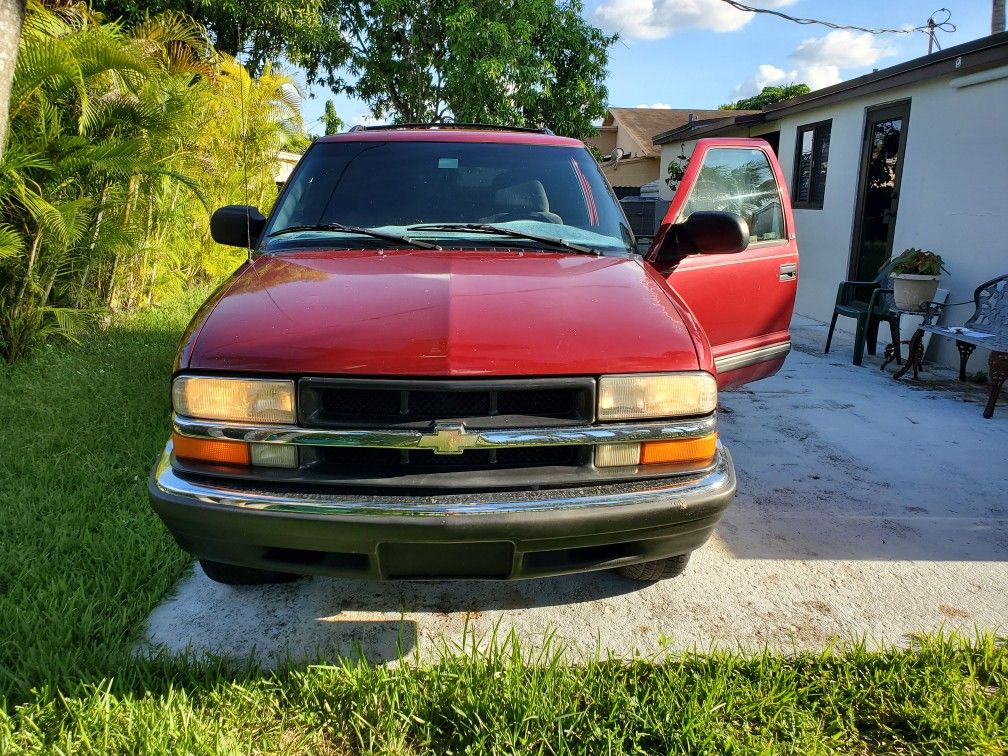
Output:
[0, 291, 1006, 754]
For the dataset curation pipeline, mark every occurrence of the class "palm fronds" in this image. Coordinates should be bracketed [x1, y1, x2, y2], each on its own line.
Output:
[1, 1, 304, 361]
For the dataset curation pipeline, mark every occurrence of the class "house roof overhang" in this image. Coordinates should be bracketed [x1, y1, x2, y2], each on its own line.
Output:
[763, 30, 1008, 120]
[601, 107, 757, 158]
[651, 31, 1008, 144]
[653, 113, 766, 144]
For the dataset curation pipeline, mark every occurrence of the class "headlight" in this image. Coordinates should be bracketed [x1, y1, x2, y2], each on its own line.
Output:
[597, 372, 717, 420]
[172, 376, 296, 424]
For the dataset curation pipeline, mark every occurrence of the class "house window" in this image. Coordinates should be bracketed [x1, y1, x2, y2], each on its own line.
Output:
[792, 120, 831, 209]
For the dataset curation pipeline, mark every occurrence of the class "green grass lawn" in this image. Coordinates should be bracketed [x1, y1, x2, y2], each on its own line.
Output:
[1, 292, 1006, 754]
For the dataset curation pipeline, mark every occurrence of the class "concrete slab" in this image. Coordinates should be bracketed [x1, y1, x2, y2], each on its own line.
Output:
[141, 320, 1008, 666]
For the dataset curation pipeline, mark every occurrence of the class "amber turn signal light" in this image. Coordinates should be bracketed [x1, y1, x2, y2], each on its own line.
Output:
[594, 433, 718, 468]
[640, 433, 717, 466]
[172, 432, 250, 466]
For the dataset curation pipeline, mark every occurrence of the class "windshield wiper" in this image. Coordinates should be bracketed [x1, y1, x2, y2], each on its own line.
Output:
[268, 223, 441, 250]
[407, 223, 601, 256]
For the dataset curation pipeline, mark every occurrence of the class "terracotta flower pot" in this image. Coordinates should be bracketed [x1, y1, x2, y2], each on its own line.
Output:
[892, 273, 940, 311]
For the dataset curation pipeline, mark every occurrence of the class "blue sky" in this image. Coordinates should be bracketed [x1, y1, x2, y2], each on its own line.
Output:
[300, 1, 992, 132]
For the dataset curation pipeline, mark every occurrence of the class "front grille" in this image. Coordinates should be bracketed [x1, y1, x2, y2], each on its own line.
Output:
[407, 390, 490, 418]
[320, 389, 401, 416]
[299, 377, 595, 429]
[312, 445, 584, 475]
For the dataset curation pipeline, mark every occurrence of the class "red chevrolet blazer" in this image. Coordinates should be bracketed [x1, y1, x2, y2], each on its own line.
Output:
[150, 126, 797, 584]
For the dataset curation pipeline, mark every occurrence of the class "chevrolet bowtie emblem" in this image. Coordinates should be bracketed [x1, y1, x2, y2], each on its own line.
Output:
[417, 423, 475, 455]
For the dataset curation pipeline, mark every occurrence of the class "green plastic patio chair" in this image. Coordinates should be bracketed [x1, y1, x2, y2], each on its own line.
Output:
[825, 260, 902, 366]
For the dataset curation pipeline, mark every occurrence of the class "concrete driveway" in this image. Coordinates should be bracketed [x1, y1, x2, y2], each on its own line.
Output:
[143, 318, 1008, 665]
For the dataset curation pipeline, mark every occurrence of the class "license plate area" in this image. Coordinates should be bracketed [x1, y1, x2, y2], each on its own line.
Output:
[378, 541, 514, 579]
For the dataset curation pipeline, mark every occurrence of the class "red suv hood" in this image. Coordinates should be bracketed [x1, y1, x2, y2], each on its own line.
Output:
[182, 249, 699, 376]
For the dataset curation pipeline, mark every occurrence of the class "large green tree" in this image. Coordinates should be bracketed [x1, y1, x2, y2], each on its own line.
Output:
[720, 83, 811, 111]
[91, 1, 613, 139]
[90, 0, 352, 86]
[344, 0, 613, 139]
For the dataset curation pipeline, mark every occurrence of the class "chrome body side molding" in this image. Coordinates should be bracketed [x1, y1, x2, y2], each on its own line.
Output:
[714, 341, 791, 373]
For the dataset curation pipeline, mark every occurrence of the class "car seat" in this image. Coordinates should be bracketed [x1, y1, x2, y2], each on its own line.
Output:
[479, 176, 563, 224]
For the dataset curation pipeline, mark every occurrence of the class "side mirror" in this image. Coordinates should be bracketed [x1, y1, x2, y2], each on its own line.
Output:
[654, 211, 749, 265]
[210, 205, 267, 248]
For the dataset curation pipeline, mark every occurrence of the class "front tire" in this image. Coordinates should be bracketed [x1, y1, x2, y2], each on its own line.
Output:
[616, 553, 691, 582]
[199, 559, 300, 586]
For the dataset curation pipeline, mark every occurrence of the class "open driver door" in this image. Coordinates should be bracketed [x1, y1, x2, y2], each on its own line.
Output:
[645, 138, 798, 389]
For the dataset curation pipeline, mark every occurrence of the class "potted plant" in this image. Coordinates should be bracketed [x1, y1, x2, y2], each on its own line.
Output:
[884, 248, 948, 311]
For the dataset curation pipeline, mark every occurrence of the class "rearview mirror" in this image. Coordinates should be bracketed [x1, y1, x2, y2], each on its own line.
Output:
[654, 211, 749, 264]
[210, 205, 267, 248]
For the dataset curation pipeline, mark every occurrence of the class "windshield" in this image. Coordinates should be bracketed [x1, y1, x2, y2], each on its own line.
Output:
[262, 140, 634, 254]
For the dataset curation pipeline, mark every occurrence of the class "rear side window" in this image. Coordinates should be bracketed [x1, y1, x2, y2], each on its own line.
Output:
[677, 147, 785, 244]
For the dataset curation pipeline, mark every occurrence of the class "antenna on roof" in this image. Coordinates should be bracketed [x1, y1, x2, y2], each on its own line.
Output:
[925, 9, 956, 54]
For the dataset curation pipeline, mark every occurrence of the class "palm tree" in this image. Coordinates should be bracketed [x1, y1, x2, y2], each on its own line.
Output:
[0, 3, 206, 354]
[0, 2, 304, 359]
[0, 0, 25, 159]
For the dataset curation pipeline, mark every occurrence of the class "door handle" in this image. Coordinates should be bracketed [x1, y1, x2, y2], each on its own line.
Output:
[779, 263, 797, 282]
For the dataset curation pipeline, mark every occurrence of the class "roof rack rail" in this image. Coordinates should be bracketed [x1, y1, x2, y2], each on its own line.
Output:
[347, 122, 555, 136]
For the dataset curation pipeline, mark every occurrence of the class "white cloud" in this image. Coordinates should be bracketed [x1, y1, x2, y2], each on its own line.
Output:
[800, 63, 842, 90]
[594, 0, 795, 41]
[635, 102, 672, 108]
[730, 29, 895, 99]
[730, 63, 798, 99]
[790, 30, 893, 69]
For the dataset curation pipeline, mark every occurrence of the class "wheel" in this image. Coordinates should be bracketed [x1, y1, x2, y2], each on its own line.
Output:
[615, 553, 691, 582]
[198, 559, 300, 586]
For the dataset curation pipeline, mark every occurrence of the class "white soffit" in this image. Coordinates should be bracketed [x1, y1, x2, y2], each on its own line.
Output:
[950, 63, 1008, 89]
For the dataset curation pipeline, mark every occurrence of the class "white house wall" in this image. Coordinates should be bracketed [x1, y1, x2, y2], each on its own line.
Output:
[888, 71, 1008, 369]
[774, 69, 1008, 370]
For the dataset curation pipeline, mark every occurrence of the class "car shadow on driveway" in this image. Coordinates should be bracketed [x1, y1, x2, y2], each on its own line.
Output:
[142, 564, 644, 667]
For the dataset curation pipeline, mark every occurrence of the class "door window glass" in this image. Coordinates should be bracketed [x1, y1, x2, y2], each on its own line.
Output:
[677, 147, 784, 243]
[852, 114, 905, 281]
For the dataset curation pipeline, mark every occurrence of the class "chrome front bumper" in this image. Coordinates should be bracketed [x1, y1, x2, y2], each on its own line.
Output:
[150, 443, 735, 579]
[172, 412, 718, 452]
[152, 440, 734, 517]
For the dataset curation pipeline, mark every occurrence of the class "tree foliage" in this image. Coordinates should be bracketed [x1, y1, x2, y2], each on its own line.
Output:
[322, 99, 343, 134]
[90, 0, 614, 139]
[0, 1, 302, 360]
[90, 0, 351, 86]
[720, 83, 810, 111]
[343, 0, 613, 139]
